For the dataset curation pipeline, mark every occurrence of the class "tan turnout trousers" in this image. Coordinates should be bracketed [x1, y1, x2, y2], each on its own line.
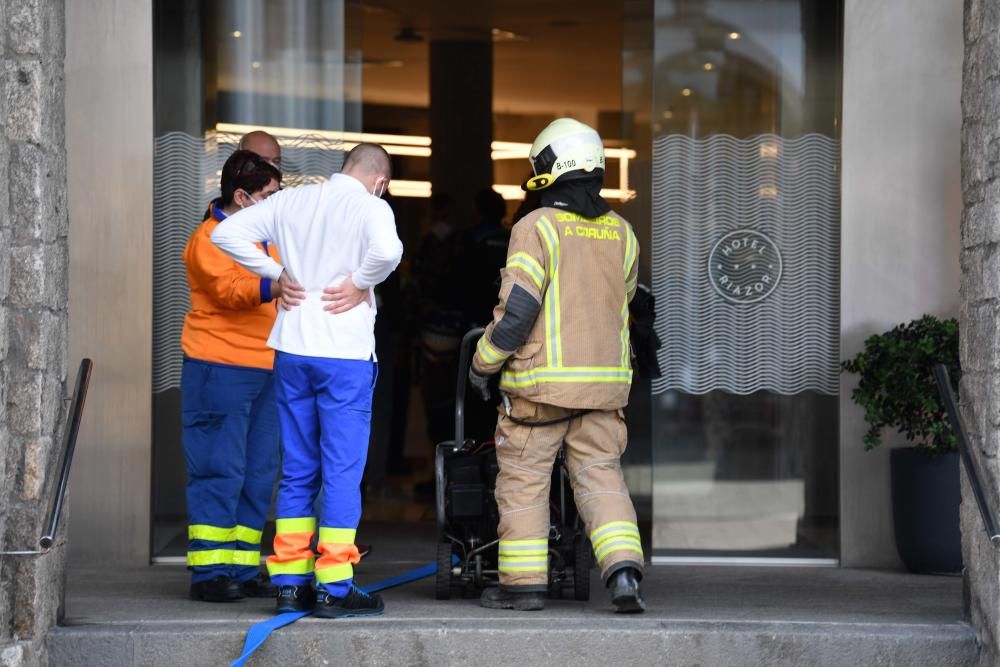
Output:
[495, 396, 643, 590]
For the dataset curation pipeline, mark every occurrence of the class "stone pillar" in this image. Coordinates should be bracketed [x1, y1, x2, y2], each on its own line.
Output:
[961, 1, 1000, 663]
[429, 38, 493, 224]
[0, 1, 69, 665]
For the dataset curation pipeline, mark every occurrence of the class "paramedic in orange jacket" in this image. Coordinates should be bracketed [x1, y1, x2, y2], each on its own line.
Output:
[182, 150, 283, 602]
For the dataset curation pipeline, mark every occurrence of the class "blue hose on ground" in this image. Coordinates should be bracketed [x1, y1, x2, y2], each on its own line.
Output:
[228, 556, 457, 667]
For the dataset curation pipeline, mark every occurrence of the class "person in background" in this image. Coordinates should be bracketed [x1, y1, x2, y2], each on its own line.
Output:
[182, 150, 284, 602]
[240, 130, 282, 171]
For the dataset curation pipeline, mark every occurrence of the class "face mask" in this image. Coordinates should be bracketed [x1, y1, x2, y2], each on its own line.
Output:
[238, 191, 261, 210]
[371, 177, 388, 199]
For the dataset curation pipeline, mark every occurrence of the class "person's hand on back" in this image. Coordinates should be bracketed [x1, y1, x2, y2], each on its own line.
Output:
[322, 274, 371, 314]
[278, 270, 306, 310]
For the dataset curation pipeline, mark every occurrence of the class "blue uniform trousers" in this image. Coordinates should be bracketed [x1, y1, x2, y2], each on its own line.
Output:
[182, 358, 280, 583]
[266, 352, 376, 597]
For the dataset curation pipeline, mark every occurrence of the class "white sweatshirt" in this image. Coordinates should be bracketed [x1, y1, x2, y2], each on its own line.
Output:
[211, 173, 403, 360]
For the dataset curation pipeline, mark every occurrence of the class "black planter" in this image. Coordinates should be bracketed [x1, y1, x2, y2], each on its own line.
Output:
[890, 448, 962, 574]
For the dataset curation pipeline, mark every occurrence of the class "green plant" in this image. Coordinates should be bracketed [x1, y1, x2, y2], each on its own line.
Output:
[841, 315, 960, 454]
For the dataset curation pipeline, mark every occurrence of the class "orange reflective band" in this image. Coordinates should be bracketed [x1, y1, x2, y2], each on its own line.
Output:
[317, 542, 361, 567]
[271, 531, 314, 563]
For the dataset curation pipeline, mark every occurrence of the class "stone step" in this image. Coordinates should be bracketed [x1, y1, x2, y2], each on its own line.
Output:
[49, 615, 978, 667]
[47, 562, 979, 666]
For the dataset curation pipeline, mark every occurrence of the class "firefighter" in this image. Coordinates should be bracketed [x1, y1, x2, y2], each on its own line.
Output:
[469, 118, 645, 613]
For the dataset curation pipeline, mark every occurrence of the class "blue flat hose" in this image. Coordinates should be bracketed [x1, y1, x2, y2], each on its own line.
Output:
[229, 556, 458, 667]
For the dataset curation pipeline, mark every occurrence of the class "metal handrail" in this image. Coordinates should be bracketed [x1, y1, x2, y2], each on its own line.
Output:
[0, 359, 93, 556]
[934, 364, 1000, 544]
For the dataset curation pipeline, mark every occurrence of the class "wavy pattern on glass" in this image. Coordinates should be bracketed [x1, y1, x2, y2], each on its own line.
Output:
[152, 131, 345, 393]
[650, 134, 840, 396]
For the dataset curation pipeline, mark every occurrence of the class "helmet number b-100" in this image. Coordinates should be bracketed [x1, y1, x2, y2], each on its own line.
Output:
[555, 159, 576, 171]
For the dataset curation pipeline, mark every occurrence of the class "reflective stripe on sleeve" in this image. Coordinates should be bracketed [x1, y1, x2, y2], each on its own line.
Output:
[507, 252, 544, 290]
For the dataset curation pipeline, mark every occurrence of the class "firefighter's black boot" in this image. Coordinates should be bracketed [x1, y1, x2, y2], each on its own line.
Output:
[480, 587, 545, 611]
[607, 567, 645, 613]
[241, 572, 278, 598]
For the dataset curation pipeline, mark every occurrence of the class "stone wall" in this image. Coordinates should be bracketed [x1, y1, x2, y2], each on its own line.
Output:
[0, 0, 68, 665]
[962, 0, 1000, 664]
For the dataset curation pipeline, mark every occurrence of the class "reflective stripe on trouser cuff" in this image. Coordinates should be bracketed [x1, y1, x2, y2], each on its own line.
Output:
[188, 524, 234, 542]
[234, 525, 263, 544]
[188, 524, 264, 545]
[267, 557, 315, 575]
[188, 549, 233, 567]
[590, 522, 643, 563]
[231, 550, 261, 566]
[498, 539, 548, 557]
[595, 537, 643, 562]
[318, 527, 357, 544]
[498, 557, 548, 573]
[315, 562, 353, 584]
[276, 517, 317, 533]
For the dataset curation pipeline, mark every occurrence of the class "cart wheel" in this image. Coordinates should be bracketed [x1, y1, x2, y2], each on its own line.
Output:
[573, 537, 592, 601]
[436, 542, 454, 600]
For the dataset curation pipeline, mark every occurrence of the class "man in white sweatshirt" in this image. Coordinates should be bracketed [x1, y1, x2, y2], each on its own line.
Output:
[211, 143, 403, 618]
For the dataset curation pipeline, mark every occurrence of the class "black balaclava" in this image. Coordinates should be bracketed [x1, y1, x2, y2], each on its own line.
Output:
[539, 174, 610, 219]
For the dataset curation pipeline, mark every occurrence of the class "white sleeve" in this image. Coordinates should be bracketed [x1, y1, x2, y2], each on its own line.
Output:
[210, 193, 285, 281]
[352, 199, 404, 289]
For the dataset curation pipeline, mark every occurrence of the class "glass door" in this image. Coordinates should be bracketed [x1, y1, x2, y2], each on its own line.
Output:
[631, 0, 843, 563]
[150, 0, 362, 561]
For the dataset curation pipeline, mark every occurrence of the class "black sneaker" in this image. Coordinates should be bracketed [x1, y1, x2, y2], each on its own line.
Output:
[479, 587, 545, 611]
[241, 572, 278, 598]
[607, 567, 645, 614]
[190, 576, 244, 603]
[313, 586, 385, 618]
[276, 585, 315, 614]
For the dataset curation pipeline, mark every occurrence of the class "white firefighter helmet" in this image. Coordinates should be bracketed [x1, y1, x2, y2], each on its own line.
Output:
[524, 118, 606, 191]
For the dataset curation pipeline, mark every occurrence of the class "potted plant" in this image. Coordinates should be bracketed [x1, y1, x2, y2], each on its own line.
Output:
[841, 315, 961, 574]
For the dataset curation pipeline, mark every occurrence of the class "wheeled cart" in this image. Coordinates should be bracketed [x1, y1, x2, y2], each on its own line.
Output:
[434, 328, 591, 602]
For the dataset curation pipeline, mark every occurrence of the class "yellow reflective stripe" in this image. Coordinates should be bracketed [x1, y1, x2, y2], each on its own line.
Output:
[620, 295, 630, 369]
[507, 252, 544, 290]
[590, 521, 641, 545]
[315, 562, 354, 583]
[595, 537, 643, 562]
[498, 558, 548, 572]
[623, 224, 637, 275]
[188, 524, 235, 542]
[235, 525, 263, 545]
[231, 550, 261, 566]
[500, 366, 633, 389]
[187, 549, 233, 566]
[276, 517, 316, 534]
[536, 217, 562, 367]
[318, 527, 357, 544]
[477, 336, 506, 364]
[499, 542, 549, 556]
[267, 557, 315, 575]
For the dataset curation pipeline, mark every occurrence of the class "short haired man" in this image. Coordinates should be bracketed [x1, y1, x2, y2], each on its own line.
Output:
[239, 130, 282, 171]
[211, 143, 402, 618]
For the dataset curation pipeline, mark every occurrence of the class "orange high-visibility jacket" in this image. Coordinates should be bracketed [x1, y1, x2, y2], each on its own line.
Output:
[181, 208, 280, 370]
